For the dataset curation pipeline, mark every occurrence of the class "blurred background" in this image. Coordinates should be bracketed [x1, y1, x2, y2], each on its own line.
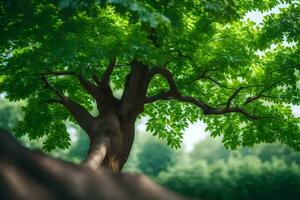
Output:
[1, 97, 300, 200]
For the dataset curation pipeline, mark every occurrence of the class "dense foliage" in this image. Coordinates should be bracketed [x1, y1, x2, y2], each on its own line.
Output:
[0, 0, 300, 152]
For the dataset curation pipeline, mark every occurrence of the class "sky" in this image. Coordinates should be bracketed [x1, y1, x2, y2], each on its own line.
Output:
[181, 106, 300, 152]
[243, 3, 289, 24]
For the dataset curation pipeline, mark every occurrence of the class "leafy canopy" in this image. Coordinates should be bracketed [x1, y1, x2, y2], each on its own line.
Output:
[0, 0, 299, 151]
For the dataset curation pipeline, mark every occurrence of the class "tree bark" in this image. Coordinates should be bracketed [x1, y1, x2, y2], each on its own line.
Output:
[46, 60, 151, 173]
[79, 61, 149, 172]
[82, 109, 136, 172]
[83, 134, 110, 170]
[0, 129, 191, 200]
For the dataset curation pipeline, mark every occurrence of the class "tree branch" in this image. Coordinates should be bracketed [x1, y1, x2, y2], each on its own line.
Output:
[180, 67, 231, 89]
[36, 70, 101, 100]
[76, 74, 100, 99]
[244, 77, 291, 105]
[61, 97, 96, 134]
[100, 58, 116, 86]
[40, 70, 102, 97]
[226, 86, 245, 108]
[147, 67, 179, 94]
[38, 71, 100, 99]
[39, 75, 96, 134]
[145, 67, 276, 121]
[203, 76, 234, 89]
[40, 75, 64, 99]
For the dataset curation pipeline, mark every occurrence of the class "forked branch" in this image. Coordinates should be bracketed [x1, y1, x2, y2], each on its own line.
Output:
[244, 77, 291, 105]
[40, 75, 96, 134]
[145, 67, 277, 120]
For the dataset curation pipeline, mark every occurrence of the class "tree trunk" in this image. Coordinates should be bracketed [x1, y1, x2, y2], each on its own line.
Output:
[82, 111, 135, 173]
[61, 60, 151, 173]
[0, 129, 191, 200]
[83, 134, 110, 170]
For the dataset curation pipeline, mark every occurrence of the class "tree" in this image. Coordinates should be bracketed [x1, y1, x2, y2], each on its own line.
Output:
[0, 98, 23, 131]
[0, 0, 299, 173]
[158, 153, 300, 200]
[137, 137, 177, 176]
[155, 137, 300, 200]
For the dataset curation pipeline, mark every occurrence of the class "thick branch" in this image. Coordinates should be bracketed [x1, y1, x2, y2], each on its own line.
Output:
[145, 67, 276, 120]
[76, 74, 100, 99]
[119, 60, 149, 118]
[146, 67, 212, 111]
[33, 68, 120, 121]
[83, 135, 110, 170]
[203, 107, 278, 120]
[61, 97, 96, 135]
[40, 76, 96, 134]
[147, 67, 179, 94]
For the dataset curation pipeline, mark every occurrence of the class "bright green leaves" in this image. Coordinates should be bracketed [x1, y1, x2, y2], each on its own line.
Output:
[0, 76, 41, 101]
[107, 0, 171, 27]
[43, 121, 70, 152]
[258, 3, 300, 49]
[47, 5, 130, 70]
[203, 103, 300, 150]
[14, 99, 70, 151]
[144, 101, 201, 149]
[202, 0, 241, 22]
[146, 73, 170, 96]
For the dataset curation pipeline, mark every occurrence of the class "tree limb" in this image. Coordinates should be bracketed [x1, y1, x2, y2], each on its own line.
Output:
[40, 75, 64, 99]
[202, 76, 234, 89]
[100, 58, 117, 86]
[244, 77, 291, 105]
[40, 76, 96, 134]
[76, 74, 100, 99]
[145, 67, 277, 121]
[226, 86, 245, 108]
[36, 71, 101, 100]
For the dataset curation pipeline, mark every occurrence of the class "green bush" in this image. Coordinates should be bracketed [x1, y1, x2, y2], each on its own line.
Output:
[125, 135, 300, 200]
[158, 157, 300, 200]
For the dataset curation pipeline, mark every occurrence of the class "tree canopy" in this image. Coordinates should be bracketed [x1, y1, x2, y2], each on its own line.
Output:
[0, 0, 299, 152]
